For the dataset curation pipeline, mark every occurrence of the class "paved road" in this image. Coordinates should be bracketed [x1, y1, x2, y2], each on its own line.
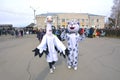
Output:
[0, 35, 120, 80]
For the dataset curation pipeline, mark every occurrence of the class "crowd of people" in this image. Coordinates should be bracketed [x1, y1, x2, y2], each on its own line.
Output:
[36, 27, 106, 43]
[0, 28, 36, 38]
[81, 27, 106, 38]
[36, 27, 63, 42]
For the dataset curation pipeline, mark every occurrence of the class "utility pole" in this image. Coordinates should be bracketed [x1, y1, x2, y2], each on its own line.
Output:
[30, 6, 36, 24]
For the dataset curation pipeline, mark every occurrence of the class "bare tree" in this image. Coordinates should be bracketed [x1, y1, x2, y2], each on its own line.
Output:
[110, 0, 120, 28]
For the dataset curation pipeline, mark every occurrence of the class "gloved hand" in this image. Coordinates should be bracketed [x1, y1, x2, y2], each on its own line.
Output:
[32, 48, 43, 58]
[32, 48, 40, 57]
[65, 48, 70, 56]
[60, 52, 66, 58]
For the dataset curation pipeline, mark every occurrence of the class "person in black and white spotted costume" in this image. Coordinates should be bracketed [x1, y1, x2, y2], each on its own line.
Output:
[61, 20, 85, 70]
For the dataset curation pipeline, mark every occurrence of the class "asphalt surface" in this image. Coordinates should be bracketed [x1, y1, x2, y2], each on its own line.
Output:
[0, 35, 120, 80]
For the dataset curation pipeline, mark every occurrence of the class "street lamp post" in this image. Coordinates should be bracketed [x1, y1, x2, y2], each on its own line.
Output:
[30, 6, 36, 24]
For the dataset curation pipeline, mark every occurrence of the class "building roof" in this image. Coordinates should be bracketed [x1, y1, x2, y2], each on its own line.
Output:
[38, 13, 57, 16]
[37, 12, 105, 17]
[87, 13, 105, 17]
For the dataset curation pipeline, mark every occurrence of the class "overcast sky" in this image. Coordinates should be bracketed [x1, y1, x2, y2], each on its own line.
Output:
[0, 0, 113, 27]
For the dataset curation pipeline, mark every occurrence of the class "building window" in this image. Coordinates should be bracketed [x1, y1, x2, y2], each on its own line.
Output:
[82, 19, 84, 22]
[97, 19, 99, 22]
[62, 19, 65, 22]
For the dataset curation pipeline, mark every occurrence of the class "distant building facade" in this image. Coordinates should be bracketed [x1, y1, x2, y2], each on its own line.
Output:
[36, 13, 105, 29]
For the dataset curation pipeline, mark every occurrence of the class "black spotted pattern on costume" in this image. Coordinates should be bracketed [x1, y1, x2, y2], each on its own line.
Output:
[61, 32, 84, 67]
[66, 35, 79, 67]
[75, 57, 77, 59]
[75, 44, 77, 47]
[69, 48, 72, 51]
[76, 50, 78, 53]
[68, 57, 71, 61]
[73, 48, 75, 51]
[68, 42, 70, 46]
[75, 62, 77, 64]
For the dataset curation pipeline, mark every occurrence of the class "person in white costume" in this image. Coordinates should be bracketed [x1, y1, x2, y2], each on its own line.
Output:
[61, 20, 85, 70]
[32, 16, 69, 73]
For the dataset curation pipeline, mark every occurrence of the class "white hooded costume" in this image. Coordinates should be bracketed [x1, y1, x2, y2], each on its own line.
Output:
[36, 16, 66, 62]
